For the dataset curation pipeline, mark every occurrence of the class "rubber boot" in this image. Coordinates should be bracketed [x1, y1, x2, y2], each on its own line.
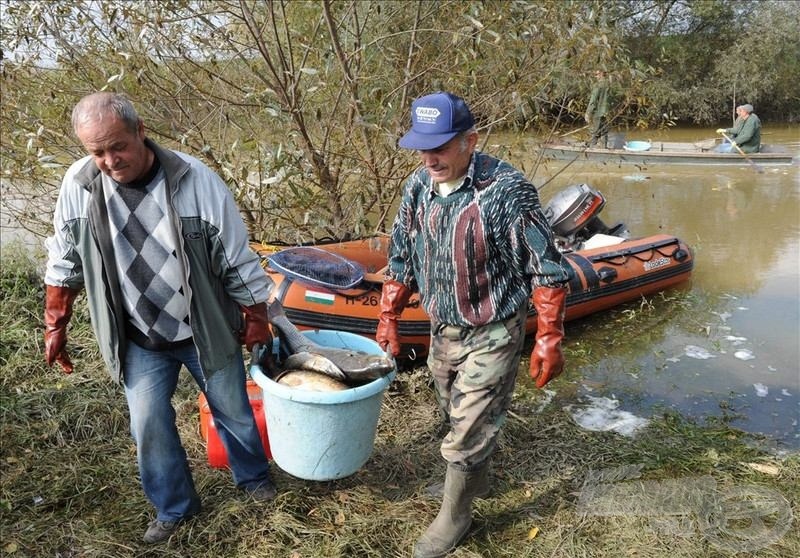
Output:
[413, 462, 489, 558]
[424, 461, 491, 500]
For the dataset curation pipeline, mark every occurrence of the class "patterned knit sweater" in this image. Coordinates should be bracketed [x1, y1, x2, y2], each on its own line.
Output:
[387, 151, 574, 328]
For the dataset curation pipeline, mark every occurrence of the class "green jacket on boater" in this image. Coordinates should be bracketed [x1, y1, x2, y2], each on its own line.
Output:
[723, 113, 761, 153]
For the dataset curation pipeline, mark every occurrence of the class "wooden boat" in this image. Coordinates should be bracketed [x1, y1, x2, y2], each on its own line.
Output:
[539, 139, 794, 166]
[254, 233, 694, 361]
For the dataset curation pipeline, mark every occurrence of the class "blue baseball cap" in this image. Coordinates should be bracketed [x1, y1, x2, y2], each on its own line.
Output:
[398, 92, 475, 150]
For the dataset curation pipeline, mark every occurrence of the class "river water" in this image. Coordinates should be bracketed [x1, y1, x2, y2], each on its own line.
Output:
[2, 126, 798, 451]
[502, 125, 799, 452]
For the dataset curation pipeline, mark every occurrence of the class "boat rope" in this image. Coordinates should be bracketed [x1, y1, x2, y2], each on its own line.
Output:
[587, 237, 682, 265]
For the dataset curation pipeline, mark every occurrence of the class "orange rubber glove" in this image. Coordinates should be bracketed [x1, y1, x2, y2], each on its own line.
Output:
[240, 302, 273, 352]
[375, 280, 412, 357]
[529, 286, 567, 388]
[44, 285, 80, 373]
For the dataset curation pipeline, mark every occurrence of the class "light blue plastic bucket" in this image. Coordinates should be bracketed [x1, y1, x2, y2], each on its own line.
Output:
[624, 140, 652, 152]
[250, 330, 396, 481]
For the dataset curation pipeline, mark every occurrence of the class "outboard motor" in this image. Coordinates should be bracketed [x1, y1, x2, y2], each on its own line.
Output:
[544, 183, 629, 251]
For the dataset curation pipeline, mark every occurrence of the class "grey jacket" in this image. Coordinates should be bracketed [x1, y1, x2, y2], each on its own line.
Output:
[45, 139, 272, 383]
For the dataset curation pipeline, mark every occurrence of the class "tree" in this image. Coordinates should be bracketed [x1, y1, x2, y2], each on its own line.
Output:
[1, 0, 624, 243]
[615, 0, 800, 123]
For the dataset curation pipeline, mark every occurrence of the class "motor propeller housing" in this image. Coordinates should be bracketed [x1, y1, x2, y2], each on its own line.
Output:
[544, 183, 629, 250]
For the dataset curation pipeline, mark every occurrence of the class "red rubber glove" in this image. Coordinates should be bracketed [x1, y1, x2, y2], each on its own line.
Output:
[44, 285, 80, 373]
[529, 286, 567, 388]
[240, 302, 273, 352]
[375, 280, 412, 357]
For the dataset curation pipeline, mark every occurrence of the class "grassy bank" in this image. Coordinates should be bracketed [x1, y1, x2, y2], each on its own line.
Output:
[1, 246, 797, 558]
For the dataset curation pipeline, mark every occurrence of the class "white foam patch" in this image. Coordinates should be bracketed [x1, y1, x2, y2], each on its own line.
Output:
[568, 396, 650, 437]
[724, 335, 747, 345]
[753, 383, 769, 397]
[685, 345, 716, 359]
[712, 311, 732, 323]
[734, 349, 755, 361]
[781, 389, 792, 397]
[534, 389, 557, 413]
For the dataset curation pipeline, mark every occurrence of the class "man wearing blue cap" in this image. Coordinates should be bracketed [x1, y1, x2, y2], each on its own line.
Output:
[376, 92, 574, 557]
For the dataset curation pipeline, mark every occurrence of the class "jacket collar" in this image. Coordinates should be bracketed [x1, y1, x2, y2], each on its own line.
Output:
[74, 138, 190, 192]
[426, 152, 477, 199]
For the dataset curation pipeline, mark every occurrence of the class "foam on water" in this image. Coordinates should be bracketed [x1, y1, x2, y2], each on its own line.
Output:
[734, 349, 756, 360]
[684, 345, 716, 359]
[534, 389, 557, 413]
[568, 396, 650, 437]
[724, 335, 747, 345]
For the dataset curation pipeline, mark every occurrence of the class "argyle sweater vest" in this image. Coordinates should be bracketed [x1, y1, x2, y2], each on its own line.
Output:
[103, 162, 192, 349]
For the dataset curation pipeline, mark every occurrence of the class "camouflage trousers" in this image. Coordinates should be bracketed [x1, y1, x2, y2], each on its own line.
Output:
[426, 305, 527, 471]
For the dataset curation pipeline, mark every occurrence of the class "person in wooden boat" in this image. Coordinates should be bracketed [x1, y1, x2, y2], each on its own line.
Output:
[377, 91, 575, 558]
[716, 103, 761, 153]
[585, 69, 611, 147]
[43, 92, 277, 544]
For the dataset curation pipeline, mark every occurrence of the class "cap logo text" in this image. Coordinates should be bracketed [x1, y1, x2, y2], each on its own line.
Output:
[415, 106, 440, 123]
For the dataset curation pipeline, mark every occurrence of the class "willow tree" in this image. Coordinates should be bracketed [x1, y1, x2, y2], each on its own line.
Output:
[2, 0, 620, 243]
[614, 0, 800, 123]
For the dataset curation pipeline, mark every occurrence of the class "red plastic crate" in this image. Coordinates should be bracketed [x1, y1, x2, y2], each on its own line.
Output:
[198, 379, 271, 468]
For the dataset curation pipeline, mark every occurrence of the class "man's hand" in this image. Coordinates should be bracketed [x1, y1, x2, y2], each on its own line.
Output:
[240, 302, 272, 352]
[529, 286, 567, 388]
[715, 128, 726, 134]
[375, 280, 412, 357]
[44, 285, 80, 373]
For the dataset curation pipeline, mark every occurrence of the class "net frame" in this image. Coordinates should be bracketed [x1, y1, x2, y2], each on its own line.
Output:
[267, 246, 365, 290]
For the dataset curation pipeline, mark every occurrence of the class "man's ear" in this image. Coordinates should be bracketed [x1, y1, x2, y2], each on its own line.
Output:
[466, 131, 479, 151]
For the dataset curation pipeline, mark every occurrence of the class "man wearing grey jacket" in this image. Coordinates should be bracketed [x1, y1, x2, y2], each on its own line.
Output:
[44, 92, 276, 544]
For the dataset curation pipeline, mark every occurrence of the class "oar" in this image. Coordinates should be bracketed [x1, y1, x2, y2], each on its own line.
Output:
[719, 131, 764, 174]
[560, 124, 589, 138]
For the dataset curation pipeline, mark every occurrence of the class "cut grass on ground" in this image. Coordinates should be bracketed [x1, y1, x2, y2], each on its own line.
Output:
[1, 247, 797, 558]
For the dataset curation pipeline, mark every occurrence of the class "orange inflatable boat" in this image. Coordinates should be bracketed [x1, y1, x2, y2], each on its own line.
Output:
[254, 184, 694, 361]
[254, 233, 693, 361]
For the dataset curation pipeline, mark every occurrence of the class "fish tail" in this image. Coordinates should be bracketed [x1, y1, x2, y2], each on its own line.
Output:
[268, 300, 315, 352]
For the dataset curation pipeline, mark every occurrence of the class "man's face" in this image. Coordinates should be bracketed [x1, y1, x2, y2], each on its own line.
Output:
[76, 117, 151, 184]
[736, 107, 750, 120]
[417, 132, 477, 184]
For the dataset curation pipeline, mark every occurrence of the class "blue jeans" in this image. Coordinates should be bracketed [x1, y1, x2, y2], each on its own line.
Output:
[123, 341, 271, 522]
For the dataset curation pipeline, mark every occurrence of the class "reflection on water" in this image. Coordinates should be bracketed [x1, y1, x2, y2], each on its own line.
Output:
[504, 126, 799, 451]
[0, 180, 51, 251]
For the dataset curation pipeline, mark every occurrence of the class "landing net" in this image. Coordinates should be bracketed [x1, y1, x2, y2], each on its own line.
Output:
[267, 246, 365, 290]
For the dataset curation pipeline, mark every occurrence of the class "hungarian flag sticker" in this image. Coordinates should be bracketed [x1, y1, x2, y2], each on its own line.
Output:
[304, 290, 335, 305]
